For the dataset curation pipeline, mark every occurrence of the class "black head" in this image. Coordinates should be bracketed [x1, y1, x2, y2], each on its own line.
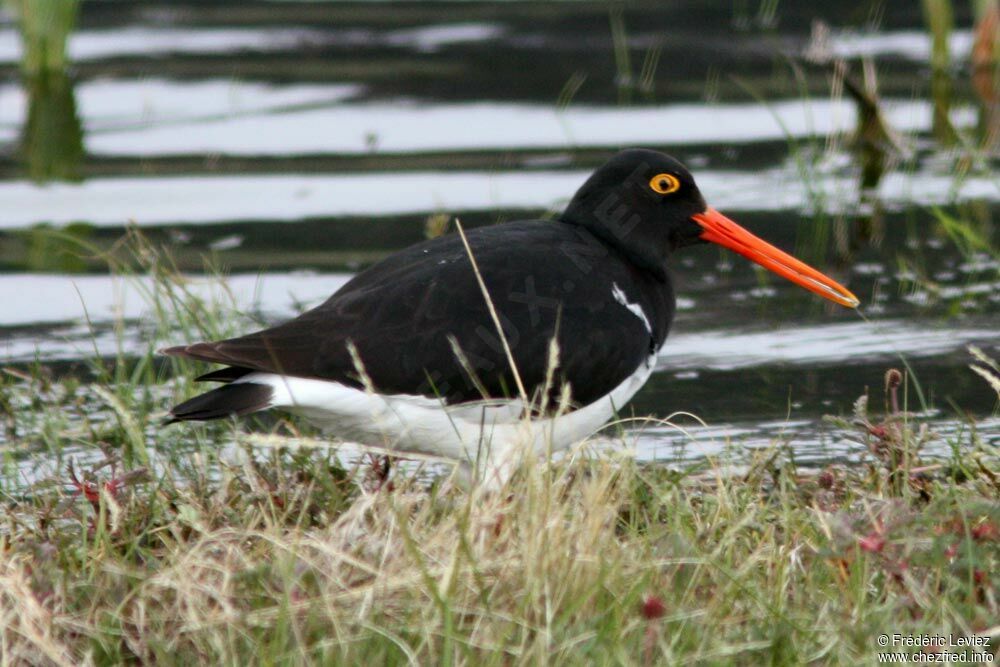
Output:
[560, 148, 860, 307]
[561, 149, 709, 278]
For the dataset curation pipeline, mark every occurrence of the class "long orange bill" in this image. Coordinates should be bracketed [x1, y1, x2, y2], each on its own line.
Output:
[692, 207, 860, 308]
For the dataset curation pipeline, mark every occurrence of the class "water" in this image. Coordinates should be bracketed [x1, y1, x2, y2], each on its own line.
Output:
[0, 0, 997, 484]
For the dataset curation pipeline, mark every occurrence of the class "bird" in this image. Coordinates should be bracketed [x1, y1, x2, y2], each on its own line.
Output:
[163, 149, 858, 484]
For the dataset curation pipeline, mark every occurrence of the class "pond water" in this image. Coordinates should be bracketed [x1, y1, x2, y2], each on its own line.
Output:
[0, 0, 997, 482]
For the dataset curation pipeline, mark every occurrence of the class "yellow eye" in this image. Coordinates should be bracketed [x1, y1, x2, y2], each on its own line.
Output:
[649, 173, 681, 195]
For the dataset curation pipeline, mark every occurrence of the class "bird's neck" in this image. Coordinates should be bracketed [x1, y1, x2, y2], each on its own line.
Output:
[559, 203, 669, 282]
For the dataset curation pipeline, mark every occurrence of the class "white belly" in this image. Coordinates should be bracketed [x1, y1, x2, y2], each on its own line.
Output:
[238, 354, 656, 481]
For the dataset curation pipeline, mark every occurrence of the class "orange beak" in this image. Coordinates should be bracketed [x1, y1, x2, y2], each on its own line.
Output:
[692, 207, 860, 308]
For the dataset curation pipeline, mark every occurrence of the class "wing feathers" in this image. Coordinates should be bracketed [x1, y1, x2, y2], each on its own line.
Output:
[162, 222, 673, 408]
[167, 382, 273, 422]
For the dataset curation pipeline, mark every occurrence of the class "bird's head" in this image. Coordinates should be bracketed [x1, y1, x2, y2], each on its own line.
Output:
[562, 148, 859, 308]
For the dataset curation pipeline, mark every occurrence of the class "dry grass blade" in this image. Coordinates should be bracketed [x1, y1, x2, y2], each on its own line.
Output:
[969, 345, 1000, 399]
[454, 218, 528, 405]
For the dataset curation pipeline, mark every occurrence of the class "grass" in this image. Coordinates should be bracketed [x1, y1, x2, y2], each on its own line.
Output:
[9, 0, 85, 183]
[7, 0, 79, 77]
[1, 8, 998, 659]
[1, 396, 997, 664]
[0, 234, 997, 665]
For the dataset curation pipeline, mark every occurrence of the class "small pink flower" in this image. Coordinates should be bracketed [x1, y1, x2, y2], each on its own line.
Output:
[971, 522, 998, 542]
[641, 595, 666, 620]
[858, 533, 885, 553]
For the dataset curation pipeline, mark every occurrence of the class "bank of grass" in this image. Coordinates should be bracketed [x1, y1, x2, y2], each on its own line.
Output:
[0, 235, 998, 665]
[1, 415, 998, 665]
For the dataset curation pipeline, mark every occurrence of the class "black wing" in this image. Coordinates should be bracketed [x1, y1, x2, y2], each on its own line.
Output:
[164, 221, 674, 408]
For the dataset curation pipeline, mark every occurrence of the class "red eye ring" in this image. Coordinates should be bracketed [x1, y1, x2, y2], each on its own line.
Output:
[649, 173, 681, 195]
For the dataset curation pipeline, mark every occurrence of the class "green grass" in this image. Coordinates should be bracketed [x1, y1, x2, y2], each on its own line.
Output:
[9, 0, 85, 183]
[8, 0, 79, 76]
[1, 403, 997, 664]
[0, 3, 997, 661]
[0, 234, 997, 665]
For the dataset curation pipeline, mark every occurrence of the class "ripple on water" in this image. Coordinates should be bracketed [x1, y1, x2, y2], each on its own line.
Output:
[624, 416, 1000, 469]
[2, 165, 999, 229]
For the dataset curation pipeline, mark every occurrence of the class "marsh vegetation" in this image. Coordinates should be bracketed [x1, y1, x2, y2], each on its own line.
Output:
[0, 0, 997, 663]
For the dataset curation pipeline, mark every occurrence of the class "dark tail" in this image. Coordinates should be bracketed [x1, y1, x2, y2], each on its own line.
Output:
[167, 383, 273, 423]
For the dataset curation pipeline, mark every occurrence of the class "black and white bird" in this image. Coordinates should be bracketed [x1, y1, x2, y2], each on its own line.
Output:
[164, 149, 858, 483]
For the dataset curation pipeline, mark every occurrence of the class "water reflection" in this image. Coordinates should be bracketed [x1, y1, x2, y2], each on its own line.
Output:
[10, 0, 83, 182]
[20, 70, 82, 182]
[835, 60, 894, 258]
[22, 223, 91, 272]
[802, 12, 997, 283]
[971, 1, 999, 149]
[930, 69, 958, 145]
[923, 0, 957, 145]
[0, 0, 996, 474]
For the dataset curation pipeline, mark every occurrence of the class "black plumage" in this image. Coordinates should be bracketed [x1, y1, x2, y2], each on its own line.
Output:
[168, 220, 674, 410]
[165, 150, 702, 419]
[165, 148, 857, 428]
[168, 382, 273, 422]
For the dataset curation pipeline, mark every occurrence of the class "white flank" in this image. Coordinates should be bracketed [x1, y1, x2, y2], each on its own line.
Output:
[611, 282, 652, 334]
[235, 356, 656, 483]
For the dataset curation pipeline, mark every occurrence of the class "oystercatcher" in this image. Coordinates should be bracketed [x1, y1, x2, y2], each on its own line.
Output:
[164, 149, 858, 483]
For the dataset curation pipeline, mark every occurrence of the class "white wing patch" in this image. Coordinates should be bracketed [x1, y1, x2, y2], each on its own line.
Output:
[611, 282, 652, 334]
